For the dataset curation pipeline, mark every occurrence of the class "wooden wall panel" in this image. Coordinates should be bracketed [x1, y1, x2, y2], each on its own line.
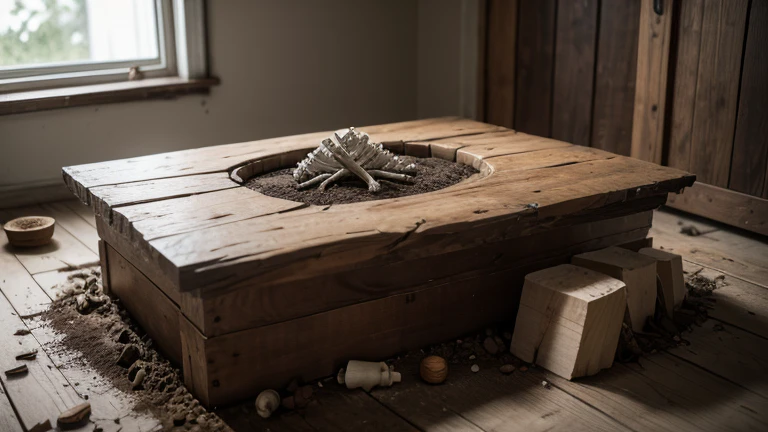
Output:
[514, 0, 556, 137]
[485, 0, 518, 128]
[729, 0, 768, 197]
[551, 0, 599, 146]
[667, 0, 705, 170]
[630, 0, 674, 164]
[591, 0, 642, 156]
[688, 0, 748, 187]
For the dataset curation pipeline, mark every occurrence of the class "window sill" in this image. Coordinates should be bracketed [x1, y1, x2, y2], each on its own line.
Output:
[0, 77, 220, 116]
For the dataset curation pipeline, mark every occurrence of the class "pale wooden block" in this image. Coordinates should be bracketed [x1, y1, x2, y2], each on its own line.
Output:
[639, 247, 686, 316]
[510, 264, 627, 380]
[572, 246, 658, 332]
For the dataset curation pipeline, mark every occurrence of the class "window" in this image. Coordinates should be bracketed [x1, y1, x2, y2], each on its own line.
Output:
[0, 0, 208, 93]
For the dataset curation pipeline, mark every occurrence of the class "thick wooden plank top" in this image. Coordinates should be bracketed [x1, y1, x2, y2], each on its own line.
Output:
[63, 118, 695, 294]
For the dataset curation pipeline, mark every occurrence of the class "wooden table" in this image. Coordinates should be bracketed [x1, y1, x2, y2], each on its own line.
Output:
[63, 117, 694, 407]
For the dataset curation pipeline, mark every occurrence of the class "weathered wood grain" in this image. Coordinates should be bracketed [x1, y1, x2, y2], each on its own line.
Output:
[62, 118, 505, 203]
[651, 209, 768, 287]
[0, 292, 88, 432]
[0, 380, 22, 432]
[111, 187, 304, 242]
[41, 201, 100, 254]
[667, 0, 704, 171]
[684, 262, 768, 339]
[0, 205, 100, 274]
[688, 0, 749, 187]
[194, 212, 653, 336]
[591, 0, 641, 156]
[106, 244, 182, 364]
[729, 0, 768, 197]
[372, 357, 624, 432]
[63, 199, 97, 228]
[515, 0, 556, 137]
[0, 234, 51, 317]
[549, 353, 768, 431]
[29, 319, 161, 432]
[666, 182, 768, 237]
[631, 0, 673, 164]
[485, 0, 518, 128]
[149, 155, 691, 294]
[671, 319, 768, 398]
[551, 0, 598, 146]
[89, 172, 239, 222]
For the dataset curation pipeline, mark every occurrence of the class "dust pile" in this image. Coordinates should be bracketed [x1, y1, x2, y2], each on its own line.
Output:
[42, 268, 229, 431]
[246, 157, 478, 206]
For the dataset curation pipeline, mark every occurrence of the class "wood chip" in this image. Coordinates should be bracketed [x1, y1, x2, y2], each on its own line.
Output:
[5, 364, 28, 376]
[14, 328, 31, 336]
[57, 402, 91, 425]
[15, 350, 38, 360]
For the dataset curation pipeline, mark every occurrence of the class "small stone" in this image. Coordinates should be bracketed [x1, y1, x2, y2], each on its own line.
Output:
[117, 344, 141, 368]
[470, 364, 480, 373]
[499, 364, 515, 374]
[483, 337, 499, 355]
[541, 380, 551, 389]
[57, 402, 91, 425]
[468, 354, 476, 360]
[172, 410, 186, 426]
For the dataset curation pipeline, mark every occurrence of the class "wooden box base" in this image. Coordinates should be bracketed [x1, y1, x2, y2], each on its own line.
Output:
[102, 212, 652, 407]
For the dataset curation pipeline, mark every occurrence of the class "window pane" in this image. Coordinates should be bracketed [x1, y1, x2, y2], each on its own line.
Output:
[0, 0, 159, 69]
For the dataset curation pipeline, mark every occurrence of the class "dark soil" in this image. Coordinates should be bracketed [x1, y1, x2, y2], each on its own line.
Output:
[7, 217, 47, 230]
[42, 269, 229, 431]
[245, 157, 478, 206]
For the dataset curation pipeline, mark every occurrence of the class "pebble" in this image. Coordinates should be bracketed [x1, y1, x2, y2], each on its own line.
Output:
[541, 380, 551, 389]
[468, 354, 476, 360]
[499, 364, 515, 374]
[470, 364, 480, 373]
[483, 337, 499, 355]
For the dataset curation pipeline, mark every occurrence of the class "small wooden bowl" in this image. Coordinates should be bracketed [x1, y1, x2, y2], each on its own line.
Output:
[3, 216, 56, 247]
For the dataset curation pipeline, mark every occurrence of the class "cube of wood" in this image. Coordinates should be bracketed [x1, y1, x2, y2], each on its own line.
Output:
[510, 264, 627, 380]
[572, 246, 658, 332]
[638, 247, 686, 316]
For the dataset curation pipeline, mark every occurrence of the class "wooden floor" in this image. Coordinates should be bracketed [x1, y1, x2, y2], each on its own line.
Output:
[1, 200, 767, 432]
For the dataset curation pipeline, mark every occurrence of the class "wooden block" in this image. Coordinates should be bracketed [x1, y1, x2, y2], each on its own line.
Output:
[510, 264, 626, 380]
[572, 247, 657, 332]
[638, 247, 686, 316]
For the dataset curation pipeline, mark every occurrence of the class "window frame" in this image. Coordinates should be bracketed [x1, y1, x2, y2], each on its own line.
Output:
[0, 0, 207, 94]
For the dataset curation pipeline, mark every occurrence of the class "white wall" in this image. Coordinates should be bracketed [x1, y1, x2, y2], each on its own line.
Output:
[0, 0, 473, 190]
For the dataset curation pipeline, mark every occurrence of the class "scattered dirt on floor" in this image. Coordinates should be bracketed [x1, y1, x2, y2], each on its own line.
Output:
[42, 268, 229, 431]
[245, 157, 478, 206]
[615, 267, 721, 362]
